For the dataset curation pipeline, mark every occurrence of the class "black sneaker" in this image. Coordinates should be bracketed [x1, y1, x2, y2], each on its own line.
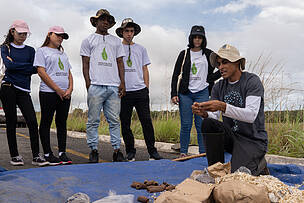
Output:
[59, 152, 72, 164]
[113, 150, 126, 162]
[149, 152, 163, 160]
[10, 156, 24, 166]
[32, 154, 49, 167]
[44, 153, 62, 166]
[89, 149, 99, 163]
[127, 152, 136, 162]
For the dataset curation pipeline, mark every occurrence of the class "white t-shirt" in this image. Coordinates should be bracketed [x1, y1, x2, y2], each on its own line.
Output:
[123, 43, 150, 91]
[34, 47, 71, 92]
[80, 33, 125, 87]
[188, 50, 209, 93]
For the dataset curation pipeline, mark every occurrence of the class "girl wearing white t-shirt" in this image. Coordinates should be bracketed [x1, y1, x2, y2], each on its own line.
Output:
[171, 25, 221, 157]
[34, 26, 73, 165]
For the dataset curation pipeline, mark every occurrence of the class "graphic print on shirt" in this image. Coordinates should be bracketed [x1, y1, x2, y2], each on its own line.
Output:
[98, 47, 112, 68]
[127, 56, 132, 67]
[224, 91, 244, 132]
[56, 57, 68, 77]
[58, 57, 64, 70]
[102, 47, 108, 61]
[192, 63, 197, 75]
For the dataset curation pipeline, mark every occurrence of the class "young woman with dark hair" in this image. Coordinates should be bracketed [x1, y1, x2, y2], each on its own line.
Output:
[34, 26, 73, 165]
[0, 20, 48, 166]
[171, 25, 221, 157]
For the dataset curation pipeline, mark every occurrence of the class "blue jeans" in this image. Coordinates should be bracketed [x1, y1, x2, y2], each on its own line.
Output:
[179, 87, 209, 154]
[86, 85, 121, 150]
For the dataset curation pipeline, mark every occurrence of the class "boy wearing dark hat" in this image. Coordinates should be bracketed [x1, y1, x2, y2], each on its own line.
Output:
[192, 44, 269, 176]
[116, 18, 163, 161]
[80, 9, 126, 163]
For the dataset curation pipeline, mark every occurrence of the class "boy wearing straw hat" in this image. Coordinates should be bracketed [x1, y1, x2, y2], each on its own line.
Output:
[115, 18, 163, 161]
[192, 44, 269, 176]
[80, 9, 126, 163]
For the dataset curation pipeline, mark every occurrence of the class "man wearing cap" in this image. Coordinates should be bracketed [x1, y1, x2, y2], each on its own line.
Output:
[192, 44, 269, 176]
[116, 18, 163, 161]
[80, 9, 126, 163]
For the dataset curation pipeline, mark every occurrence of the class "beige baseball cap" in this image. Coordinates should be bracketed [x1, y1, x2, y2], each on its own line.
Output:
[210, 44, 246, 70]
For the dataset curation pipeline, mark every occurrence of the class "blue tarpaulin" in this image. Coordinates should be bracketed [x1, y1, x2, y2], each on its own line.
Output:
[0, 155, 303, 202]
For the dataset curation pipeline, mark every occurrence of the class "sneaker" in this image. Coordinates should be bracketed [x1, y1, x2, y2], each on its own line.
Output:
[32, 154, 49, 167]
[149, 152, 163, 160]
[113, 150, 126, 162]
[10, 156, 24, 166]
[89, 149, 99, 163]
[44, 153, 62, 166]
[59, 152, 72, 164]
[127, 152, 136, 162]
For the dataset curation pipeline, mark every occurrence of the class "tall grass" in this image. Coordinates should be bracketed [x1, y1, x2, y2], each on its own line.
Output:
[36, 55, 304, 158]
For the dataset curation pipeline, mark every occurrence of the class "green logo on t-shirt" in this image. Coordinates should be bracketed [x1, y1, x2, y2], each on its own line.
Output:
[58, 57, 64, 70]
[102, 47, 108, 61]
[192, 63, 197, 75]
[127, 57, 132, 67]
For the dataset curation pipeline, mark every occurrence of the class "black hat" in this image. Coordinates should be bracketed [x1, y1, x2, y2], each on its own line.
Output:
[115, 18, 141, 38]
[190, 25, 205, 37]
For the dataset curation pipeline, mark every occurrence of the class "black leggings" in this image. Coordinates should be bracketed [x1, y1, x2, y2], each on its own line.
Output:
[0, 83, 40, 158]
[39, 91, 70, 154]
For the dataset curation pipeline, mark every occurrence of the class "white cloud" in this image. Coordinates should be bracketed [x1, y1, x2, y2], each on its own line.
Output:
[0, 0, 189, 111]
[1, 0, 304, 111]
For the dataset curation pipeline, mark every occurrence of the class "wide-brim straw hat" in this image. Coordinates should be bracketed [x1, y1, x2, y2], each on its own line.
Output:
[90, 9, 116, 28]
[115, 18, 141, 38]
[210, 44, 246, 70]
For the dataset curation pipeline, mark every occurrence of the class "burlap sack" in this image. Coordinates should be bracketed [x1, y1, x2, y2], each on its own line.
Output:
[213, 180, 270, 203]
[208, 162, 231, 178]
[155, 178, 214, 203]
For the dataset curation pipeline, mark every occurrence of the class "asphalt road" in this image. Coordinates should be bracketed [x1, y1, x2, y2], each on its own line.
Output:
[0, 127, 179, 171]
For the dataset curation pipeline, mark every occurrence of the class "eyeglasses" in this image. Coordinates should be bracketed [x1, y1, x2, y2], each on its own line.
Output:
[217, 59, 230, 66]
[14, 31, 30, 38]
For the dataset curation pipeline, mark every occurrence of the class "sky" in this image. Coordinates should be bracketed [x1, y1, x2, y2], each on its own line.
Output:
[0, 0, 303, 111]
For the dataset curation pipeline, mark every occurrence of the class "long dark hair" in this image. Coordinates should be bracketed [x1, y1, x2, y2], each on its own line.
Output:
[1, 29, 14, 47]
[41, 32, 64, 52]
[187, 35, 207, 50]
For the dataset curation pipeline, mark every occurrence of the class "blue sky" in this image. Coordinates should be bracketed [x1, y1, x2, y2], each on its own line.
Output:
[0, 0, 303, 111]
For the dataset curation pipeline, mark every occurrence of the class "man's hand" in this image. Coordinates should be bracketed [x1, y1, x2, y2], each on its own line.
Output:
[171, 96, 179, 105]
[194, 100, 226, 112]
[56, 88, 65, 100]
[63, 88, 73, 99]
[118, 82, 126, 98]
[192, 102, 208, 118]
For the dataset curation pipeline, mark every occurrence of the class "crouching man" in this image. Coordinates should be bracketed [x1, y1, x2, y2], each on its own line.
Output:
[192, 44, 269, 176]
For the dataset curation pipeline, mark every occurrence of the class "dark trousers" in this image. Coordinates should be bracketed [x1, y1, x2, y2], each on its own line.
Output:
[120, 87, 157, 155]
[202, 118, 266, 175]
[0, 83, 40, 158]
[39, 91, 70, 154]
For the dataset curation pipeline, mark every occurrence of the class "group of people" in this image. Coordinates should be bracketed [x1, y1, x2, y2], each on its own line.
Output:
[1, 21, 72, 166]
[1, 8, 269, 175]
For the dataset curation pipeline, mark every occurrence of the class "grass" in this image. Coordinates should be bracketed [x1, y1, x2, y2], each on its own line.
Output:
[36, 55, 304, 158]
[36, 108, 304, 158]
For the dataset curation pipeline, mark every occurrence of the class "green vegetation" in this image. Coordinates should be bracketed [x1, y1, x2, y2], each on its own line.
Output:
[36, 55, 304, 158]
[37, 108, 304, 158]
